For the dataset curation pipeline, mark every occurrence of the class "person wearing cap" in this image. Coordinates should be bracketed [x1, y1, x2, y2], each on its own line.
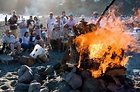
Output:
[19, 18, 27, 39]
[67, 13, 76, 29]
[2, 29, 21, 56]
[46, 12, 55, 45]
[8, 15, 18, 38]
[50, 24, 61, 51]
[80, 14, 86, 22]
[90, 11, 99, 24]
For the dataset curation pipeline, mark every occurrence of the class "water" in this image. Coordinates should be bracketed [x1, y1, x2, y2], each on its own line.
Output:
[0, 14, 43, 22]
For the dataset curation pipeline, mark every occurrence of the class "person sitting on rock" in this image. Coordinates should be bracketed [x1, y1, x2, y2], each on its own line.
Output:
[29, 31, 44, 48]
[21, 32, 34, 52]
[2, 29, 21, 56]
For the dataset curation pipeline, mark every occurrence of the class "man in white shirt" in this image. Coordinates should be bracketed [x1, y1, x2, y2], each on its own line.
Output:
[46, 12, 55, 44]
[2, 29, 21, 56]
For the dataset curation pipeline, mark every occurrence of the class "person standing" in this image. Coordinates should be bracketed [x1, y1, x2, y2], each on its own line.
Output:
[61, 11, 68, 25]
[46, 12, 55, 46]
[67, 13, 76, 29]
[90, 11, 99, 24]
[27, 16, 35, 35]
[55, 16, 64, 35]
[8, 16, 18, 38]
[50, 24, 61, 51]
[19, 18, 27, 42]
[34, 16, 41, 37]
[5, 15, 7, 25]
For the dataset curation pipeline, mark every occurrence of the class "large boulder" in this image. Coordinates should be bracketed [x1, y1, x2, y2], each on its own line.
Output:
[28, 80, 41, 92]
[58, 81, 72, 92]
[18, 65, 33, 83]
[15, 83, 29, 91]
[82, 77, 99, 92]
[65, 72, 82, 90]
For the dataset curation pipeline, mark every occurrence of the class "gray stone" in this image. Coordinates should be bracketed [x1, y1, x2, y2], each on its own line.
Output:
[82, 77, 99, 92]
[28, 80, 41, 92]
[18, 69, 33, 83]
[18, 65, 32, 77]
[31, 67, 39, 75]
[40, 86, 49, 92]
[43, 79, 58, 91]
[15, 83, 29, 91]
[39, 66, 54, 77]
[10, 80, 17, 87]
[81, 70, 91, 79]
[36, 66, 46, 73]
[1, 85, 9, 90]
[65, 72, 82, 90]
[58, 81, 71, 92]
[33, 74, 42, 83]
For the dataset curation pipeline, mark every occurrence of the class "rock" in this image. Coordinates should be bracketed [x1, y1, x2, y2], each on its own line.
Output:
[40, 86, 49, 92]
[36, 66, 46, 73]
[58, 81, 72, 92]
[81, 70, 91, 79]
[39, 66, 54, 77]
[65, 72, 82, 90]
[107, 83, 119, 92]
[5, 72, 18, 80]
[18, 69, 33, 83]
[53, 62, 61, 70]
[18, 65, 32, 77]
[82, 77, 99, 92]
[1, 84, 9, 90]
[69, 90, 81, 92]
[31, 67, 38, 75]
[132, 69, 140, 76]
[10, 80, 17, 87]
[71, 68, 79, 73]
[28, 80, 41, 92]
[15, 83, 29, 91]
[0, 54, 15, 65]
[43, 79, 58, 91]
[33, 74, 42, 83]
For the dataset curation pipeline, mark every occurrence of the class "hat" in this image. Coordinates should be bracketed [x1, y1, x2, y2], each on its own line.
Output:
[93, 11, 98, 15]
[5, 29, 11, 33]
[22, 18, 25, 21]
[80, 14, 85, 19]
[50, 12, 53, 15]
[69, 13, 73, 17]
[56, 16, 60, 19]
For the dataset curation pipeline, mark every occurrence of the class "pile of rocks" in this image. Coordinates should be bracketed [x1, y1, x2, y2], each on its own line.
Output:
[14, 64, 140, 92]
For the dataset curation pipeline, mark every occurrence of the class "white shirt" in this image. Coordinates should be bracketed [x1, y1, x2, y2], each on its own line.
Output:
[46, 17, 55, 31]
[22, 36, 30, 44]
[2, 34, 16, 43]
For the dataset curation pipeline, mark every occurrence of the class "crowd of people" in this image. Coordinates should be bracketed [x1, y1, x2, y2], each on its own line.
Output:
[2, 8, 140, 56]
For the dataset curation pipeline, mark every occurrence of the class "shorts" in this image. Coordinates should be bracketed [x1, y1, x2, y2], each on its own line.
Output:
[11, 29, 18, 38]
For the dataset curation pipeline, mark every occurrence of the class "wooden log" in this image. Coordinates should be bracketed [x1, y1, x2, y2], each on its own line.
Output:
[105, 68, 126, 77]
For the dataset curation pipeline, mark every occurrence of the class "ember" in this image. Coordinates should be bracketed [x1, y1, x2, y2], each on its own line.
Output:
[74, 21, 135, 78]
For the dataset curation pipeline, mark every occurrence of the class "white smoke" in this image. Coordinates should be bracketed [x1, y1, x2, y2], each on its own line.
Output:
[24, 0, 49, 15]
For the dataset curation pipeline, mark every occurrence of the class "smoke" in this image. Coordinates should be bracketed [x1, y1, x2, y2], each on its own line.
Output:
[23, 0, 50, 15]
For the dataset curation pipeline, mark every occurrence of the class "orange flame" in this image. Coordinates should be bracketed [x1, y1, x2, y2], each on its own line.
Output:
[74, 17, 136, 78]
